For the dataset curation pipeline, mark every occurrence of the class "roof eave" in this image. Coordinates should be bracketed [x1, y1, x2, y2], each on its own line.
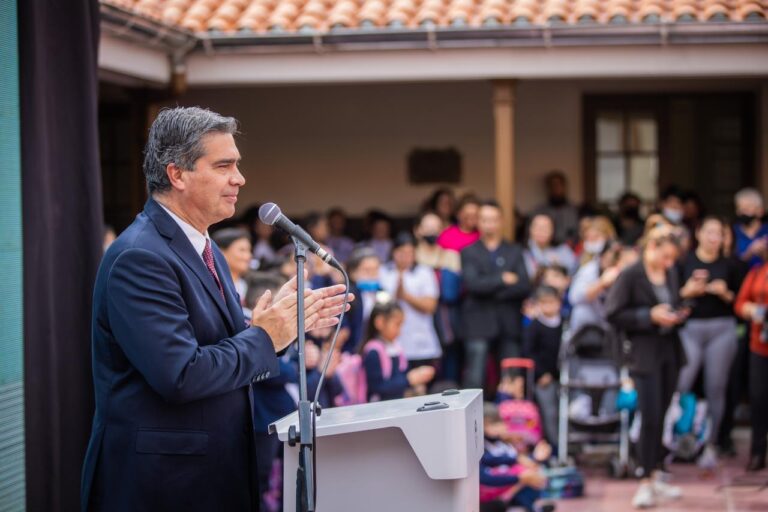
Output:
[199, 22, 768, 54]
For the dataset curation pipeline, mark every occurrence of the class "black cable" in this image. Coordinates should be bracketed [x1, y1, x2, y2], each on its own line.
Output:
[309, 268, 351, 509]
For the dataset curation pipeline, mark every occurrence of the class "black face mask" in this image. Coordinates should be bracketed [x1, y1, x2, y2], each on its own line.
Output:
[422, 235, 439, 245]
[622, 206, 641, 219]
[737, 214, 758, 225]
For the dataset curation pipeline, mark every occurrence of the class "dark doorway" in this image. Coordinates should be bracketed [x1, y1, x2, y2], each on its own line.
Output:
[584, 92, 757, 216]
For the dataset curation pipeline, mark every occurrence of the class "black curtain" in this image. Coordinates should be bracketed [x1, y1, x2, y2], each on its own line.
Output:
[19, 1, 103, 511]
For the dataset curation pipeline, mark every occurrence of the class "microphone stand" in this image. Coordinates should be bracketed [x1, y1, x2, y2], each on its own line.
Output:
[287, 237, 315, 512]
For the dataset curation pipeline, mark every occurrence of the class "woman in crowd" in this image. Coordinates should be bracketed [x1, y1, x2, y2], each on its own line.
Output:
[734, 242, 768, 472]
[422, 187, 456, 229]
[524, 213, 578, 278]
[568, 241, 637, 334]
[359, 209, 394, 263]
[380, 232, 442, 375]
[437, 193, 481, 253]
[676, 216, 740, 469]
[578, 215, 617, 266]
[212, 228, 253, 314]
[605, 226, 687, 509]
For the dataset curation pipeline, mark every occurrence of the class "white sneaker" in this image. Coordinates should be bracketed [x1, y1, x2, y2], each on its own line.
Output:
[698, 444, 718, 470]
[632, 482, 656, 509]
[652, 478, 682, 501]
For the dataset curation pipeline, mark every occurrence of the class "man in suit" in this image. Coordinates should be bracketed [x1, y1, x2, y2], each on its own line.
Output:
[81, 107, 349, 511]
[461, 201, 531, 391]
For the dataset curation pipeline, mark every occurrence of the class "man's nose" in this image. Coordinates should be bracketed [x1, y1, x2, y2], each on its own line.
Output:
[232, 168, 245, 186]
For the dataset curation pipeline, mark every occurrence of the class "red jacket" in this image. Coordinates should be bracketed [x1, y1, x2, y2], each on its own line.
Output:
[734, 263, 768, 357]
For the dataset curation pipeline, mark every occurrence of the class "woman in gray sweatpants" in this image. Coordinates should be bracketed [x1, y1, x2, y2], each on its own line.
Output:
[678, 217, 740, 468]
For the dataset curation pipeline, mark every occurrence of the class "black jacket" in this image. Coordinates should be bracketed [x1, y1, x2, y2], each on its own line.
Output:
[460, 239, 531, 340]
[605, 261, 686, 374]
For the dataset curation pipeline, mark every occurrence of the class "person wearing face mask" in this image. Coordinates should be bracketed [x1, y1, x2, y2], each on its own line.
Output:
[578, 215, 617, 267]
[532, 170, 580, 245]
[732, 187, 768, 269]
[568, 242, 638, 335]
[658, 186, 686, 226]
[340, 248, 382, 353]
[606, 226, 688, 509]
[416, 211, 463, 383]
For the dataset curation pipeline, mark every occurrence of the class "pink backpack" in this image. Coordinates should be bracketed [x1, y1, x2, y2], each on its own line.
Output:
[334, 340, 408, 406]
[498, 399, 543, 446]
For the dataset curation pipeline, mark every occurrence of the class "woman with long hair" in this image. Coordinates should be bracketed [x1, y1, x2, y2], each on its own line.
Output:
[605, 226, 688, 509]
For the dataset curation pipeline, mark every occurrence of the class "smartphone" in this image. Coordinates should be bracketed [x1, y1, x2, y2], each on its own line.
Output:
[692, 269, 709, 282]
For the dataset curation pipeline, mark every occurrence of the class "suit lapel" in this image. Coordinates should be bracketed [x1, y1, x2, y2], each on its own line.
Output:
[144, 198, 237, 334]
[212, 243, 248, 332]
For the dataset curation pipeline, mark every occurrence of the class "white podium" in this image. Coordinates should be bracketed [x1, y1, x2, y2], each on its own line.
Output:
[270, 388, 484, 512]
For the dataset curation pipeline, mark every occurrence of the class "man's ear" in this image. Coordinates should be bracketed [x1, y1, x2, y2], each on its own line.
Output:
[166, 163, 186, 191]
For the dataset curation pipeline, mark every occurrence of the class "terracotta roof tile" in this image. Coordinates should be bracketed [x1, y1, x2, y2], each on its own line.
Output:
[104, 0, 768, 35]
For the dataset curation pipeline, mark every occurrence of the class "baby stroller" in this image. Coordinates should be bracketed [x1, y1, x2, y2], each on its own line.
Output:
[557, 324, 633, 478]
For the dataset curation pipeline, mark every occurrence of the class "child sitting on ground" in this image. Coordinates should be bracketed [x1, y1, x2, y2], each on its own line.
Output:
[362, 301, 434, 401]
[480, 402, 555, 512]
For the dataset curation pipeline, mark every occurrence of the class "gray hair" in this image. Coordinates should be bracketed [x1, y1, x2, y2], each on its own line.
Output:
[734, 187, 763, 209]
[143, 106, 238, 195]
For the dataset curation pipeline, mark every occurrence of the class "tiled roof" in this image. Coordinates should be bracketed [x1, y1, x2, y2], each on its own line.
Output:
[105, 0, 767, 35]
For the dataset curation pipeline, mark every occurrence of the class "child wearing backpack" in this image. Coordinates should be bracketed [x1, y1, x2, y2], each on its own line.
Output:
[363, 301, 435, 402]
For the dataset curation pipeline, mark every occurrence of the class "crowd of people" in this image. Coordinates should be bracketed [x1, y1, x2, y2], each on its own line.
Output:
[194, 172, 768, 511]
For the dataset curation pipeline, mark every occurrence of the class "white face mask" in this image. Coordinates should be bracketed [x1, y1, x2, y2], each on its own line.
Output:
[663, 208, 683, 224]
[584, 239, 606, 255]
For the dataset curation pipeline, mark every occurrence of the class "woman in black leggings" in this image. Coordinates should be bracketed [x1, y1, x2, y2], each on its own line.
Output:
[606, 226, 687, 509]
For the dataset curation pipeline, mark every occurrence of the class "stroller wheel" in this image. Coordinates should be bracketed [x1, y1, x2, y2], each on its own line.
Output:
[608, 457, 628, 479]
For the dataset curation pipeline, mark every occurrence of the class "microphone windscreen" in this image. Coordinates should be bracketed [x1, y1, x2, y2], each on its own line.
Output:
[258, 202, 281, 226]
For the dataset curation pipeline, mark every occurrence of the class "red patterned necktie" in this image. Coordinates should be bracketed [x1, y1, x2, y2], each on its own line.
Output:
[202, 239, 225, 299]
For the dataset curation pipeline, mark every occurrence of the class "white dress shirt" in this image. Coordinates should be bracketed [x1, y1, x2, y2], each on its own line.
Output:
[158, 202, 209, 260]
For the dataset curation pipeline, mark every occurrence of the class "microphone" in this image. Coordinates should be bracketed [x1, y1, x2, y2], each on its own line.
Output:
[259, 202, 342, 270]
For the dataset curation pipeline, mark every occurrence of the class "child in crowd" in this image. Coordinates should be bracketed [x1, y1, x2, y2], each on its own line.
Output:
[362, 301, 435, 401]
[481, 402, 554, 512]
[340, 248, 382, 354]
[524, 265, 571, 327]
[523, 286, 564, 448]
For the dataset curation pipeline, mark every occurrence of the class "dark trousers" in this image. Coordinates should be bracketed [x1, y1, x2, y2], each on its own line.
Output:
[749, 351, 768, 458]
[464, 336, 520, 391]
[719, 322, 750, 448]
[254, 432, 281, 509]
[632, 358, 679, 476]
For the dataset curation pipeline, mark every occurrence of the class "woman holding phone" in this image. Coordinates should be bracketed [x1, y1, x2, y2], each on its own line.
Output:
[606, 226, 688, 509]
[676, 217, 740, 469]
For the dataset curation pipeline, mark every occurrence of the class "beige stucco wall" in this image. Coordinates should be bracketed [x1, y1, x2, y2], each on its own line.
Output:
[170, 77, 763, 217]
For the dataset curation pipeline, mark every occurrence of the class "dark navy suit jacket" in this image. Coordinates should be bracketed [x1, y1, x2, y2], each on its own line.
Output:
[81, 198, 279, 512]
